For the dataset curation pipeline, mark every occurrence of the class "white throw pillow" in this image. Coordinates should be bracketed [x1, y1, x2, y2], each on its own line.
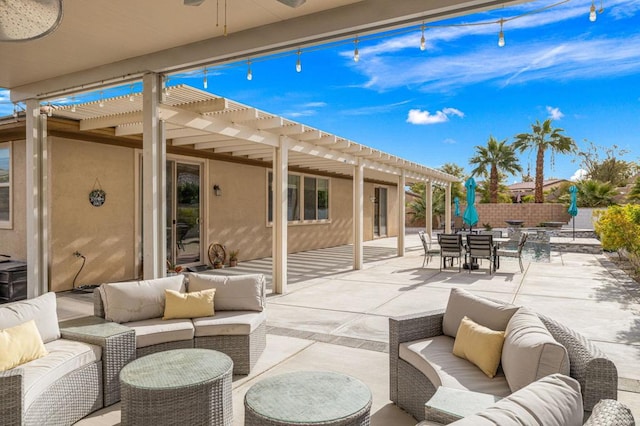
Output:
[100, 275, 186, 323]
[0, 292, 60, 343]
[502, 307, 570, 392]
[442, 288, 519, 337]
[449, 374, 583, 426]
[188, 273, 265, 311]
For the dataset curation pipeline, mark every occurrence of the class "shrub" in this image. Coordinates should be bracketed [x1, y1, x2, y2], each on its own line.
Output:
[594, 205, 640, 254]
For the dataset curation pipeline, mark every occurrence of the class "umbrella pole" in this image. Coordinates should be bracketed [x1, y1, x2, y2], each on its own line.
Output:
[573, 216, 575, 241]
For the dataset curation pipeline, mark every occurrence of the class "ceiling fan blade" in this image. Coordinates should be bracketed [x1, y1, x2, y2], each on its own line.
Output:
[184, 0, 206, 6]
[276, 0, 307, 7]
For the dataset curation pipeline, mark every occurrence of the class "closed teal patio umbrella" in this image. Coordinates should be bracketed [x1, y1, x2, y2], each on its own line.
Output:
[568, 185, 578, 240]
[454, 196, 460, 217]
[463, 178, 479, 230]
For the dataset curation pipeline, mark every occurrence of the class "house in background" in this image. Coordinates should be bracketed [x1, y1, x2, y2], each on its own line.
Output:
[0, 86, 456, 294]
[507, 179, 569, 202]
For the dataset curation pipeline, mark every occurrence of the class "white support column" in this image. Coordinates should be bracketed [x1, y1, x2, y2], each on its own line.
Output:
[142, 73, 166, 279]
[353, 161, 364, 270]
[25, 99, 48, 298]
[445, 182, 452, 234]
[397, 171, 405, 257]
[272, 137, 289, 294]
[425, 181, 433, 242]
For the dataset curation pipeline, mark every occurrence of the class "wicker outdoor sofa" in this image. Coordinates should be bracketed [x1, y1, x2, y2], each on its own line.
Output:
[94, 273, 267, 375]
[0, 293, 135, 425]
[390, 288, 623, 424]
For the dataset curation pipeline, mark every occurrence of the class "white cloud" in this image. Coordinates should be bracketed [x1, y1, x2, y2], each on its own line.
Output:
[340, 0, 639, 93]
[0, 89, 13, 117]
[443, 138, 457, 144]
[546, 106, 564, 120]
[303, 102, 327, 108]
[406, 107, 464, 125]
[570, 168, 588, 181]
[341, 100, 411, 116]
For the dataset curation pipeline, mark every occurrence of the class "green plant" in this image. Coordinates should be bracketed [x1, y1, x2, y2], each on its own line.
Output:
[482, 223, 492, 230]
[229, 250, 239, 261]
[469, 135, 522, 203]
[594, 205, 640, 254]
[513, 119, 576, 203]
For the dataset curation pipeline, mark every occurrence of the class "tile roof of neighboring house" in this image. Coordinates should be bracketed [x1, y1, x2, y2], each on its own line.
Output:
[508, 179, 568, 192]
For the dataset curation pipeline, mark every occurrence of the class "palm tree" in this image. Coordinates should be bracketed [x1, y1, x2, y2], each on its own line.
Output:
[513, 119, 576, 203]
[578, 179, 618, 207]
[469, 136, 522, 203]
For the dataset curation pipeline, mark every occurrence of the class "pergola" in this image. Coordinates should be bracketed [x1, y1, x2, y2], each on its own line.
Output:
[1, 0, 526, 296]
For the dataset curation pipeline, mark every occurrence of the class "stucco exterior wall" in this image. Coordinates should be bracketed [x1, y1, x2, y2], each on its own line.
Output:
[4, 133, 403, 291]
[49, 138, 136, 291]
[207, 161, 361, 261]
[0, 139, 27, 260]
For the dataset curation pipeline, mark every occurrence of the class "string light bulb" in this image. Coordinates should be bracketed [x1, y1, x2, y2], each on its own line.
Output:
[498, 18, 505, 47]
[71, 96, 76, 112]
[246, 60, 253, 81]
[203, 68, 208, 89]
[589, 0, 597, 21]
[353, 36, 360, 62]
[296, 49, 302, 73]
[420, 24, 426, 51]
[129, 84, 135, 102]
[12, 103, 18, 118]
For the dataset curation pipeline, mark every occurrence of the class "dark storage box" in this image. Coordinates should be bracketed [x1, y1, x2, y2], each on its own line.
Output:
[0, 261, 28, 303]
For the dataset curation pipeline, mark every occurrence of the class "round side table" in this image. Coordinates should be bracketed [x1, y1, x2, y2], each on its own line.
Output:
[244, 371, 372, 426]
[120, 348, 233, 426]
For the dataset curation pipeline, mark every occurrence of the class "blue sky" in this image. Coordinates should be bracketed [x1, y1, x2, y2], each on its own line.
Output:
[2, 0, 639, 182]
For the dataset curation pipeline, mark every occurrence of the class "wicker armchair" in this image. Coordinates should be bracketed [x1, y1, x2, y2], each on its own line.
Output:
[390, 308, 618, 422]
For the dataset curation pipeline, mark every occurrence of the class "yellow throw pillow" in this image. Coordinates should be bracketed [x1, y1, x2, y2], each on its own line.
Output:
[0, 320, 48, 372]
[452, 315, 505, 378]
[163, 289, 216, 320]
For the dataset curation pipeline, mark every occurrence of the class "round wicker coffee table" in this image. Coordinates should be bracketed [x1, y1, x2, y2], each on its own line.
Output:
[244, 371, 372, 426]
[120, 348, 233, 426]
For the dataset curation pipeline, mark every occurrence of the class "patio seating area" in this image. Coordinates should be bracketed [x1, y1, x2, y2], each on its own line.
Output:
[52, 232, 639, 425]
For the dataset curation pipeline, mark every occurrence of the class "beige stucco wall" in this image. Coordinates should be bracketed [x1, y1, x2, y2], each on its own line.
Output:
[0, 139, 27, 260]
[4, 133, 404, 291]
[207, 160, 360, 262]
[49, 137, 136, 291]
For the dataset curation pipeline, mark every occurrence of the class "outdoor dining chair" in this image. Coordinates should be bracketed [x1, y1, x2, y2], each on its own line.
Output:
[418, 231, 439, 267]
[438, 234, 463, 272]
[496, 232, 528, 272]
[465, 234, 497, 274]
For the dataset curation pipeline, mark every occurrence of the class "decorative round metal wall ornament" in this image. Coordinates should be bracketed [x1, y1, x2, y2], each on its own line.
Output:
[89, 178, 106, 207]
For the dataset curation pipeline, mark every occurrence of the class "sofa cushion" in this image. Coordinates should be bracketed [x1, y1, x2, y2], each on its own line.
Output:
[99, 275, 186, 323]
[453, 316, 505, 378]
[124, 318, 195, 348]
[442, 288, 519, 338]
[449, 374, 583, 426]
[502, 307, 570, 392]
[0, 320, 48, 372]
[188, 273, 265, 312]
[22, 339, 101, 411]
[193, 310, 267, 336]
[400, 336, 511, 397]
[163, 289, 216, 320]
[0, 292, 60, 343]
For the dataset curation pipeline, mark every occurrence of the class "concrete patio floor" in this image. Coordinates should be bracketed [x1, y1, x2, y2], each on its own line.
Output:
[57, 232, 640, 425]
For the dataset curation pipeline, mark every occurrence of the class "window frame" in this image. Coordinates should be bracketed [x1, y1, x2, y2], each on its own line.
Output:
[0, 142, 12, 229]
[266, 170, 331, 226]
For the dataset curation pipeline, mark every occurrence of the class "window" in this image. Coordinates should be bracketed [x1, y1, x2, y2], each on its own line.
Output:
[0, 142, 11, 229]
[268, 171, 329, 223]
